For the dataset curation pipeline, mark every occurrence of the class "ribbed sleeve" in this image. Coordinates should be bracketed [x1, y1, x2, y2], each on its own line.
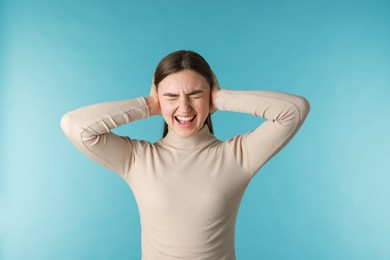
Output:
[215, 89, 310, 176]
[60, 97, 150, 177]
[60, 90, 310, 259]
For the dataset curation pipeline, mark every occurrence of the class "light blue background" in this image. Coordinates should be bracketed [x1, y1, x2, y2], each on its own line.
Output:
[1, 0, 389, 259]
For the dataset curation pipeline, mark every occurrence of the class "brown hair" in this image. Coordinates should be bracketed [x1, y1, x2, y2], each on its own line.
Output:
[154, 50, 214, 138]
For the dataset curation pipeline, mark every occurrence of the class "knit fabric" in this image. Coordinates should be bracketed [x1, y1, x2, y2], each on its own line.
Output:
[61, 89, 310, 259]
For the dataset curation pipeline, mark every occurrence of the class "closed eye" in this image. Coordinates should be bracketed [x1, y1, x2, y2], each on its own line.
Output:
[188, 90, 204, 99]
[163, 93, 179, 98]
[162, 90, 204, 100]
[191, 95, 203, 99]
[162, 93, 178, 101]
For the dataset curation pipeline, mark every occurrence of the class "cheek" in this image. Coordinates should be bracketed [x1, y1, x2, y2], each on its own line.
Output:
[194, 98, 210, 116]
[159, 100, 175, 118]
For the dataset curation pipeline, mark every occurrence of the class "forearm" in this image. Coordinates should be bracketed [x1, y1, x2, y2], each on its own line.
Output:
[214, 89, 310, 127]
[61, 97, 150, 138]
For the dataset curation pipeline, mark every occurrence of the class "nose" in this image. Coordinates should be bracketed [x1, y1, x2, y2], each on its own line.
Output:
[178, 96, 192, 114]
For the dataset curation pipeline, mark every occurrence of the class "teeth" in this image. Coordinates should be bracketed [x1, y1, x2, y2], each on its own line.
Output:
[176, 116, 195, 121]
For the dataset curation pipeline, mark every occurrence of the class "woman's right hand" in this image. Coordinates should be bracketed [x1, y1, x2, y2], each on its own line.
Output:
[146, 76, 162, 116]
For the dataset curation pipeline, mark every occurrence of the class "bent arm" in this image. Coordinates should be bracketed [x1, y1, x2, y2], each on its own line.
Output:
[60, 97, 150, 177]
[215, 89, 310, 177]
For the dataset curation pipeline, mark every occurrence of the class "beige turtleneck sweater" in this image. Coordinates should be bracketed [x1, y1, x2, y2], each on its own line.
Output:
[61, 89, 310, 260]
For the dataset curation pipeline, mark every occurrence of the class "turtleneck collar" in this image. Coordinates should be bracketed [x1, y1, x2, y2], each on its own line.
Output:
[160, 124, 217, 149]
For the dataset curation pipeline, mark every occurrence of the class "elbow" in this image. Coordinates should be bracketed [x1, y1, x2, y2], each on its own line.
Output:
[295, 96, 310, 121]
[60, 112, 77, 139]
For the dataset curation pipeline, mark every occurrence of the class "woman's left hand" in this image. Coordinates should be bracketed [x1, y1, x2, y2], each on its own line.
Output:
[210, 71, 221, 114]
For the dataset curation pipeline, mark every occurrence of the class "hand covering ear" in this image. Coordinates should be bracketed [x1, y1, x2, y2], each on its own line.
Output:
[211, 70, 221, 91]
[210, 71, 221, 114]
[147, 75, 161, 115]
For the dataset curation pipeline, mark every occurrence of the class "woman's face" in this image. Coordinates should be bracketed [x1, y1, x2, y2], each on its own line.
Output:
[158, 69, 211, 138]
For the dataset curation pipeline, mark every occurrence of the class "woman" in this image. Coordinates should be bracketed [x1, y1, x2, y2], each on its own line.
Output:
[61, 50, 310, 260]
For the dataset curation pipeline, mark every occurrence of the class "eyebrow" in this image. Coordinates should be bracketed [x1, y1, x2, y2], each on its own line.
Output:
[162, 90, 204, 97]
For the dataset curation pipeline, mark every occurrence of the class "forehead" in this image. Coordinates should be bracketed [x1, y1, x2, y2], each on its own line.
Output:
[158, 70, 209, 93]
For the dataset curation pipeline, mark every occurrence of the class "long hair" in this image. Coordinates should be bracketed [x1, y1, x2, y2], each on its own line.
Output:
[154, 50, 214, 138]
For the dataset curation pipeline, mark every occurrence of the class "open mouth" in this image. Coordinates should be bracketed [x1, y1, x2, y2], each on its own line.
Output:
[175, 115, 196, 125]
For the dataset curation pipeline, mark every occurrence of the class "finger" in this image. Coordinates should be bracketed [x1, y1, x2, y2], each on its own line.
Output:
[150, 76, 158, 97]
[211, 71, 220, 90]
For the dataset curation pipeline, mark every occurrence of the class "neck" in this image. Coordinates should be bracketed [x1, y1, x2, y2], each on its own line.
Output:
[161, 125, 216, 149]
